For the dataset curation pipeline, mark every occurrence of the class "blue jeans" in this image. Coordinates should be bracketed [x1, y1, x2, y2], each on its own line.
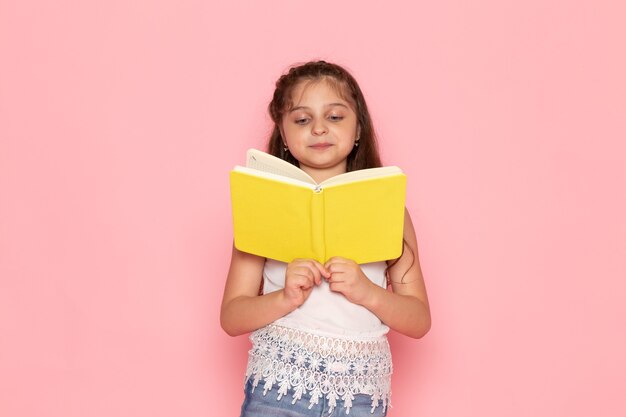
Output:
[239, 378, 388, 417]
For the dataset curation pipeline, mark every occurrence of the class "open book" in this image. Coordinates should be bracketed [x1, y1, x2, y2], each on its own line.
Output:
[229, 149, 406, 264]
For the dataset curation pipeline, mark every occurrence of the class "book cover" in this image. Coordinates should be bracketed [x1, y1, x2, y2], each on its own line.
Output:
[230, 149, 406, 264]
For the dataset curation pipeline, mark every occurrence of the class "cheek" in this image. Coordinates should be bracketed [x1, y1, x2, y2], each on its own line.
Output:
[336, 125, 358, 140]
[284, 124, 310, 144]
[338, 119, 358, 135]
[280, 123, 295, 143]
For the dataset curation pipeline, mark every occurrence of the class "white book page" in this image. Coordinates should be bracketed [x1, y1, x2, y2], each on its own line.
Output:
[246, 149, 316, 184]
[242, 148, 403, 188]
[320, 166, 403, 187]
[233, 166, 316, 190]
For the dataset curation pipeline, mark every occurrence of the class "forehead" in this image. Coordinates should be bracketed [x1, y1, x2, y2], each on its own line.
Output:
[288, 77, 354, 109]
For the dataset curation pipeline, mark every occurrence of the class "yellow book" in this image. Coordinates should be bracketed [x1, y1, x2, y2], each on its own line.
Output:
[230, 149, 406, 264]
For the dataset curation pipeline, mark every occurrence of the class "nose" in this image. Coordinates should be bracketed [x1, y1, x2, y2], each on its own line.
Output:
[311, 120, 328, 136]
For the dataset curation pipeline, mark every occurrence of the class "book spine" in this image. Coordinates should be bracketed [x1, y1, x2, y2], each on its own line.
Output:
[311, 188, 325, 263]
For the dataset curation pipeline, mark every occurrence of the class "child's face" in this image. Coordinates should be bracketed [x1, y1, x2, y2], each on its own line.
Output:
[280, 78, 360, 181]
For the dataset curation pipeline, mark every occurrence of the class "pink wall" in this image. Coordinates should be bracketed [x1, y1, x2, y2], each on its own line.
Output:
[1, 1, 625, 416]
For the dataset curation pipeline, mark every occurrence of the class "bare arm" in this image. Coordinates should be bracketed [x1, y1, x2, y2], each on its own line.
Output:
[324, 209, 431, 339]
[367, 209, 431, 338]
[220, 245, 327, 336]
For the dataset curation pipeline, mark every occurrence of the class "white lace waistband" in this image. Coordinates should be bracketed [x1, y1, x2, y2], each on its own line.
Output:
[245, 324, 393, 415]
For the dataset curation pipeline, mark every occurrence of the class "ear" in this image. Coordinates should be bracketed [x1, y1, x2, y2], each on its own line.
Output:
[278, 125, 286, 145]
[356, 124, 362, 140]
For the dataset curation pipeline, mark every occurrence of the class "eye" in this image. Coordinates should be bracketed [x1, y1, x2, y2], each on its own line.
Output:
[294, 117, 309, 125]
[328, 114, 344, 122]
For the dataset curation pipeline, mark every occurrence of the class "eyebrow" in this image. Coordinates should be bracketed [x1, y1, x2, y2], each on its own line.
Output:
[288, 103, 350, 113]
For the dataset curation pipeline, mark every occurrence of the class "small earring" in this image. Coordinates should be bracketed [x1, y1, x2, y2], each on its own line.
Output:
[354, 138, 360, 147]
[283, 145, 288, 152]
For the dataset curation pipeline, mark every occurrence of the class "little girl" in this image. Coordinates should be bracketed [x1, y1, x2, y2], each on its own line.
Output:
[221, 61, 431, 417]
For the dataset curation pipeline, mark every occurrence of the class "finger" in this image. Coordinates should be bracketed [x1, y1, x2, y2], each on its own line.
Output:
[288, 268, 316, 288]
[293, 264, 319, 285]
[311, 260, 330, 280]
[327, 272, 345, 284]
[295, 267, 317, 286]
[327, 263, 349, 274]
[302, 260, 328, 284]
[292, 273, 314, 290]
[324, 257, 349, 269]
[328, 281, 345, 293]
[293, 259, 326, 274]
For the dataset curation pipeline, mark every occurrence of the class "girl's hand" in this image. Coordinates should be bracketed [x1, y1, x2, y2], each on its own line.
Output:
[283, 259, 329, 308]
[324, 257, 375, 305]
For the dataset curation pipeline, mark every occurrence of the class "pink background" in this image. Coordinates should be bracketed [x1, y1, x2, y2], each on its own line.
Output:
[1, 1, 625, 416]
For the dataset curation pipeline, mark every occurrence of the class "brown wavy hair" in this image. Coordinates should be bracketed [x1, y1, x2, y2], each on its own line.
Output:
[267, 60, 382, 171]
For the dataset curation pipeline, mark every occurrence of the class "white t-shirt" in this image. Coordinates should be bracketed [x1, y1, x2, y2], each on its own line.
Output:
[262, 258, 390, 339]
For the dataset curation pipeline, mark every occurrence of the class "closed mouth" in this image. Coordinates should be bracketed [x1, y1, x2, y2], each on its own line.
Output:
[310, 143, 332, 148]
